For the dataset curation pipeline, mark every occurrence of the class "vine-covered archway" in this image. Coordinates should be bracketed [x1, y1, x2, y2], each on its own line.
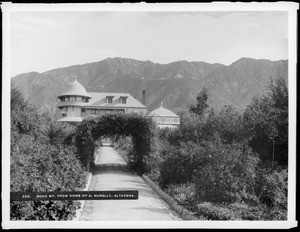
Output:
[74, 113, 155, 174]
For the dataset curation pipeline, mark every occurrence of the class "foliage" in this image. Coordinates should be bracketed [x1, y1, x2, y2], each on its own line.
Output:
[268, 77, 288, 111]
[255, 167, 288, 209]
[11, 100, 42, 139]
[196, 202, 239, 220]
[212, 105, 244, 144]
[165, 183, 196, 210]
[11, 135, 85, 192]
[74, 119, 97, 168]
[189, 88, 209, 117]
[194, 141, 260, 204]
[74, 113, 155, 174]
[10, 87, 86, 220]
[160, 141, 210, 187]
[145, 77, 289, 220]
[41, 121, 66, 146]
[196, 201, 287, 220]
[243, 77, 288, 165]
[11, 87, 27, 111]
[10, 200, 80, 221]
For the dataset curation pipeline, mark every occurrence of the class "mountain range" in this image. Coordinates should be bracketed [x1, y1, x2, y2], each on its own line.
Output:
[11, 57, 288, 116]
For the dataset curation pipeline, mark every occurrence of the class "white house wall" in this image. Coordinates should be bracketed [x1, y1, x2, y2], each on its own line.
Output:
[66, 106, 81, 117]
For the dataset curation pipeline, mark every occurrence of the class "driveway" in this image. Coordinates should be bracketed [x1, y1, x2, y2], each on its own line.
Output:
[79, 146, 182, 221]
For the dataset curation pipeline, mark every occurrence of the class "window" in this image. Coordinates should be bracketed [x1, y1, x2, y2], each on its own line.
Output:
[62, 114, 66, 117]
[105, 110, 111, 114]
[120, 96, 128, 104]
[106, 96, 114, 103]
[118, 109, 125, 114]
[91, 109, 99, 114]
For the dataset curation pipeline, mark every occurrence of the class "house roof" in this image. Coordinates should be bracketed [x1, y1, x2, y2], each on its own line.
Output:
[58, 79, 91, 98]
[86, 92, 146, 109]
[148, 103, 179, 118]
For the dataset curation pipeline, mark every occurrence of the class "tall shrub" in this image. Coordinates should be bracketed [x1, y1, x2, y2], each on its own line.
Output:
[194, 142, 260, 204]
[10, 87, 86, 220]
[160, 141, 210, 187]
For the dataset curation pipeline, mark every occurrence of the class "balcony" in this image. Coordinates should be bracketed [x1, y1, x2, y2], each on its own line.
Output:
[57, 101, 89, 107]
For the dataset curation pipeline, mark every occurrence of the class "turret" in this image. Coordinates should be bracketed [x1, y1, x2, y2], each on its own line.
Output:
[57, 79, 91, 121]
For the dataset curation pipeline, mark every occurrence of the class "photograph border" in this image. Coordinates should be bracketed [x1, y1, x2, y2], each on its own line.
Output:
[2, 1, 298, 229]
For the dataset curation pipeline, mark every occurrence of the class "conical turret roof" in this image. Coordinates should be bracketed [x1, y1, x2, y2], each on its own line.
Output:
[149, 102, 179, 117]
[58, 79, 91, 98]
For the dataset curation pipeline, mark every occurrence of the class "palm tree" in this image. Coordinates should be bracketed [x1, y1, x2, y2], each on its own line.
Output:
[42, 121, 65, 146]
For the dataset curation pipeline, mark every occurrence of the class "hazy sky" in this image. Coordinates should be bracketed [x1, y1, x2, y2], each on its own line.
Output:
[11, 11, 288, 77]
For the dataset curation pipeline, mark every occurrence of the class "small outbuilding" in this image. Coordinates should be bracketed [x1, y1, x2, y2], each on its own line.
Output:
[148, 102, 180, 129]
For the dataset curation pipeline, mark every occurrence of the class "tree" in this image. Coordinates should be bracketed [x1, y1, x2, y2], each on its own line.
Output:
[190, 88, 209, 117]
[215, 105, 244, 144]
[268, 77, 288, 110]
[41, 121, 66, 146]
[11, 87, 42, 139]
[243, 77, 288, 165]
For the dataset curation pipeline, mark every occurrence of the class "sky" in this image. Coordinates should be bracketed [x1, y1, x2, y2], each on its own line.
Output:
[10, 10, 288, 77]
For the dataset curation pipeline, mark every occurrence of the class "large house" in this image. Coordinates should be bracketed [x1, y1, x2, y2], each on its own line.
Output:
[57, 79, 180, 129]
[57, 79, 147, 122]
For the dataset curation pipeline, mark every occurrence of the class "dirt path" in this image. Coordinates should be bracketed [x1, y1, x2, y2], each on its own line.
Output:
[79, 146, 182, 221]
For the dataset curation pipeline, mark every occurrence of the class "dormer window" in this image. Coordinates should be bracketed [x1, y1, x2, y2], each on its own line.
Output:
[106, 96, 114, 104]
[119, 96, 128, 104]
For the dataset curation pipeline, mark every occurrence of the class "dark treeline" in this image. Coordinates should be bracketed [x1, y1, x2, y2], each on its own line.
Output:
[116, 77, 288, 220]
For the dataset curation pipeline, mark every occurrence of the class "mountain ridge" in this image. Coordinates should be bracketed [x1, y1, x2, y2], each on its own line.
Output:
[11, 57, 288, 116]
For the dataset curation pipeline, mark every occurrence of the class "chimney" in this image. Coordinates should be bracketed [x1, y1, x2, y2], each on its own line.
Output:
[142, 90, 146, 106]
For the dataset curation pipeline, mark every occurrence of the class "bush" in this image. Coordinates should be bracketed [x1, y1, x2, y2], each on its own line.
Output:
[160, 141, 210, 187]
[255, 167, 288, 209]
[10, 87, 87, 220]
[194, 141, 260, 204]
[10, 134, 86, 220]
[196, 202, 287, 221]
[196, 202, 238, 220]
[165, 183, 196, 210]
[10, 200, 81, 221]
